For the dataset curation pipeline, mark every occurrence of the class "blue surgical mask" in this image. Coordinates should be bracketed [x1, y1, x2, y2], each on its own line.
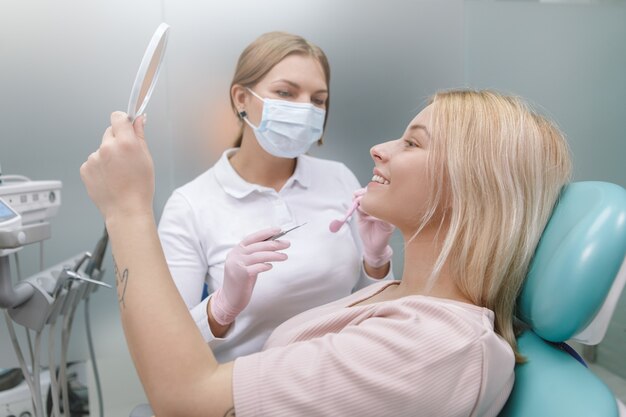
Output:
[242, 88, 326, 158]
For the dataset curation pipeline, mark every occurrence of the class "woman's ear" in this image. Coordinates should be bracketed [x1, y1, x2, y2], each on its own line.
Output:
[231, 84, 248, 117]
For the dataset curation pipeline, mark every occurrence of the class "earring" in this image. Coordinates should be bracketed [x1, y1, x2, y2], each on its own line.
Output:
[238, 110, 247, 119]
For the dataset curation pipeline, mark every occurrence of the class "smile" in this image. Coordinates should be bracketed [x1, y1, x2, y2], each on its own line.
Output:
[371, 174, 390, 185]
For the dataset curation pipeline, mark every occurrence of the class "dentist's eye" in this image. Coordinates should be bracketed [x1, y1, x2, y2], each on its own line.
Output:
[276, 90, 291, 98]
[312, 97, 326, 106]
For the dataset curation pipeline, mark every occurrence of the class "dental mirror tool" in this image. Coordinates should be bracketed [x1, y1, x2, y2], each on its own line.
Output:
[127, 23, 170, 122]
[329, 200, 360, 233]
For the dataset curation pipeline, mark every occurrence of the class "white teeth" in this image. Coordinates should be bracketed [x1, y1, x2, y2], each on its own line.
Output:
[371, 175, 390, 185]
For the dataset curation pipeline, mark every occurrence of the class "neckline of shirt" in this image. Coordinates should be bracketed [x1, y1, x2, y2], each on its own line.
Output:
[214, 148, 312, 199]
[348, 281, 492, 316]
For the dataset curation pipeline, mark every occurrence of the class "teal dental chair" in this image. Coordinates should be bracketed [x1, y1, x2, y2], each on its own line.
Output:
[499, 181, 626, 417]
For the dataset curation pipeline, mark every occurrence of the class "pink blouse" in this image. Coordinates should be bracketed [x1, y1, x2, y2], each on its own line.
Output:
[233, 281, 514, 416]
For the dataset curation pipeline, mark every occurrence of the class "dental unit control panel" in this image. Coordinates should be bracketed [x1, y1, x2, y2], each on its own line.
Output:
[0, 177, 61, 226]
[0, 198, 22, 249]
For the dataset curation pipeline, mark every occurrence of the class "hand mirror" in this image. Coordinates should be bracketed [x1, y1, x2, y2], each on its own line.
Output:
[127, 23, 170, 122]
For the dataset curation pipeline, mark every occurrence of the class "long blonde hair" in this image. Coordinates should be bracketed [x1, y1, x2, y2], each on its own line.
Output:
[422, 90, 572, 362]
[229, 31, 331, 147]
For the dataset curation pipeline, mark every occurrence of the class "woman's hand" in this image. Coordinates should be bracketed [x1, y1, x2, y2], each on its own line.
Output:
[354, 188, 394, 268]
[210, 227, 290, 326]
[80, 112, 153, 223]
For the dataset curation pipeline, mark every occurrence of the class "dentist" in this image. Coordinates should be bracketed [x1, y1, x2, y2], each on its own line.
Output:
[157, 32, 394, 362]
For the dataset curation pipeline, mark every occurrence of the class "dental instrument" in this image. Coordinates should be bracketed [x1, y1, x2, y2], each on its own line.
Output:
[264, 223, 307, 241]
[329, 200, 360, 233]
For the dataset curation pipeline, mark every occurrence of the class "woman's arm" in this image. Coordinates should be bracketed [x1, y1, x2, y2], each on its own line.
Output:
[108, 214, 235, 416]
[81, 112, 234, 417]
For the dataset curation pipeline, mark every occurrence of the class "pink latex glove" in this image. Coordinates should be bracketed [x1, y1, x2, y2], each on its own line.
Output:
[210, 227, 290, 326]
[354, 188, 395, 268]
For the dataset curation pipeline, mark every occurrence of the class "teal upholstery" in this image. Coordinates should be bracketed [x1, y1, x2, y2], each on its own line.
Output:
[500, 182, 626, 417]
[500, 331, 619, 416]
[518, 182, 626, 342]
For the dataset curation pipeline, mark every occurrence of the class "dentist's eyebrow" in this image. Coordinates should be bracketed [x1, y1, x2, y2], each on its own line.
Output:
[408, 124, 431, 139]
[271, 79, 328, 94]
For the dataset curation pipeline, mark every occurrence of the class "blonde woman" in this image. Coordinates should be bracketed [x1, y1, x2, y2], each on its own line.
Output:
[81, 89, 571, 416]
[157, 32, 394, 362]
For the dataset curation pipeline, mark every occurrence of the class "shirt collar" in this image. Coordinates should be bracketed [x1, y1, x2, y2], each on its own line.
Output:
[214, 149, 311, 199]
[287, 153, 312, 189]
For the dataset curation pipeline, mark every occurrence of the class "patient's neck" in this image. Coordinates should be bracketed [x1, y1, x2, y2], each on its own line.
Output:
[396, 225, 473, 305]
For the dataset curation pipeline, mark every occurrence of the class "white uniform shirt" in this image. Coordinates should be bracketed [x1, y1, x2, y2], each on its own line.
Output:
[158, 149, 391, 362]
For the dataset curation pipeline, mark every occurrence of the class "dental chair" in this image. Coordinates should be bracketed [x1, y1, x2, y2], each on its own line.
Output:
[499, 181, 626, 417]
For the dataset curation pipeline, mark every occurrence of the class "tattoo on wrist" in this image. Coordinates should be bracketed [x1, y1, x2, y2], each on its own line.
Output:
[113, 256, 129, 308]
[223, 407, 235, 417]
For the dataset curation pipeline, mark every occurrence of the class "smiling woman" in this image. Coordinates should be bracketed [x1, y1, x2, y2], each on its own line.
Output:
[80, 88, 572, 417]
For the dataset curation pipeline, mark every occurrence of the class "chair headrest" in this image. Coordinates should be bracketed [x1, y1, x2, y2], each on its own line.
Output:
[518, 181, 626, 342]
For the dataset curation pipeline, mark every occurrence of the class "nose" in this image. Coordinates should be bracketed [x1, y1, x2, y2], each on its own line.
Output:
[299, 93, 325, 108]
[370, 140, 394, 162]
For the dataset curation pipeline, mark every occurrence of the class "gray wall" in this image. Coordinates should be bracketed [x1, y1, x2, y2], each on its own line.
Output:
[466, 0, 626, 188]
[0, 0, 624, 413]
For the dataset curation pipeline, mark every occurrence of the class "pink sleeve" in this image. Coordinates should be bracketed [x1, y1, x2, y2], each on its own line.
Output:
[232, 308, 489, 417]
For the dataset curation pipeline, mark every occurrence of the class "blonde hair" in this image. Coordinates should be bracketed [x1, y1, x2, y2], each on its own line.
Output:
[229, 31, 331, 147]
[421, 90, 572, 362]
